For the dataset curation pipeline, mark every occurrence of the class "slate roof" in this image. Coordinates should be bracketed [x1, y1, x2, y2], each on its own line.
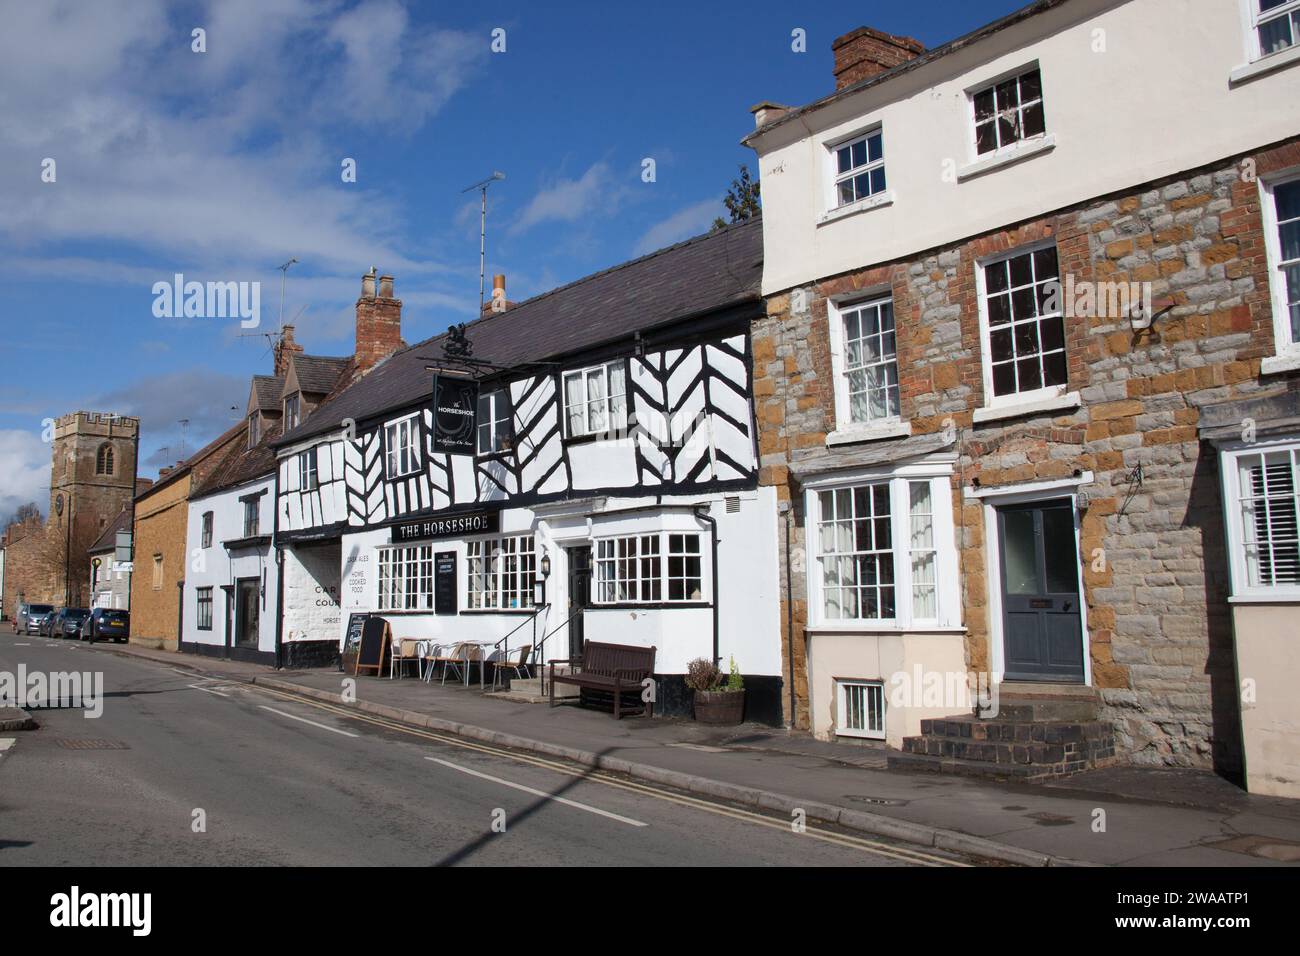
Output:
[89, 506, 133, 554]
[292, 355, 351, 395]
[252, 375, 285, 411]
[192, 421, 284, 500]
[274, 217, 764, 447]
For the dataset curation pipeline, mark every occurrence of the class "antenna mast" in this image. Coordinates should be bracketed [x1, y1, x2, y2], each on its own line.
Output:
[462, 172, 505, 311]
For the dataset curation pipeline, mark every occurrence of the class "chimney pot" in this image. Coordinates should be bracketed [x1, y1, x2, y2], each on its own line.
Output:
[361, 268, 376, 298]
[379, 275, 394, 298]
[750, 101, 790, 129]
[831, 26, 924, 91]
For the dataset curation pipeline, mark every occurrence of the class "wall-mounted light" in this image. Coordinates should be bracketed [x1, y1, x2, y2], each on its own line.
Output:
[540, 550, 552, 579]
[534, 547, 552, 606]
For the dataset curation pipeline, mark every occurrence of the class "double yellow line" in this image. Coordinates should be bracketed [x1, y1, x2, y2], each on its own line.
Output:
[251, 682, 969, 867]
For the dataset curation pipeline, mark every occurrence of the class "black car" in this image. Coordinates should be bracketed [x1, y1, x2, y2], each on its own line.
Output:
[81, 608, 129, 643]
[50, 607, 90, 639]
[23, 604, 54, 635]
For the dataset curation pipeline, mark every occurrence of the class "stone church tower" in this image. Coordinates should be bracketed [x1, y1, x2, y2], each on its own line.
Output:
[47, 412, 140, 605]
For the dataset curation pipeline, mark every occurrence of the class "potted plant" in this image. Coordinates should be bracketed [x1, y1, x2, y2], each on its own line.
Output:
[686, 656, 745, 725]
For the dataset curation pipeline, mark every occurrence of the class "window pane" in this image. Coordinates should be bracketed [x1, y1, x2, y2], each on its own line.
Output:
[867, 133, 882, 163]
[1003, 510, 1039, 594]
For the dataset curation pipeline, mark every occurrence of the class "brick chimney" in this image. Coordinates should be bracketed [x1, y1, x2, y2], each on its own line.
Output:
[355, 267, 403, 372]
[832, 27, 925, 90]
[273, 324, 304, 376]
[481, 274, 516, 316]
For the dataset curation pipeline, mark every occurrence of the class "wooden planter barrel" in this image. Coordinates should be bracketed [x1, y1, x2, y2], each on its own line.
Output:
[693, 689, 745, 725]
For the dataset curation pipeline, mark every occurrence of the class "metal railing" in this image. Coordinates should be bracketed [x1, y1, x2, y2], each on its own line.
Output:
[531, 606, 586, 695]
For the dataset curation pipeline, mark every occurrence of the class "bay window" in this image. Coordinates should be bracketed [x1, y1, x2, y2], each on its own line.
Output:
[595, 531, 704, 604]
[806, 468, 957, 628]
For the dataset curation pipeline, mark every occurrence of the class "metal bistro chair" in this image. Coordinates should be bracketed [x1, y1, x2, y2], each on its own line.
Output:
[417, 641, 438, 682]
[437, 642, 470, 686]
[492, 644, 533, 691]
[389, 638, 421, 680]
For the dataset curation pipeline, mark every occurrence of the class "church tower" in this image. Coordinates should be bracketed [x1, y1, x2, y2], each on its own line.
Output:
[48, 412, 139, 605]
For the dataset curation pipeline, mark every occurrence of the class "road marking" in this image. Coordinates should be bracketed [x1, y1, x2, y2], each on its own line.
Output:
[259, 705, 359, 738]
[426, 756, 648, 827]
[250, 684, 963, 866]
[14, 643, 30, 646]
[189, 683, 231, 698]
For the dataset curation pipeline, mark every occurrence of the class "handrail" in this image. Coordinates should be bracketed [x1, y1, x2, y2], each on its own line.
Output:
[533, 605, 586, 694]
[493, 604, 548, 654]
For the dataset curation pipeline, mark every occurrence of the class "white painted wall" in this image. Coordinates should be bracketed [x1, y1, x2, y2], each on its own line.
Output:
[752, 0, 1300, 293]
[283, 543, 341, 644]
[182, 478, 277, 654]
[331, 488, 782, 676]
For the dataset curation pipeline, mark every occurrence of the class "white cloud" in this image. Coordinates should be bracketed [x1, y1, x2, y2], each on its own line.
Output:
[510, 163, 616, 234]
[633, 198, 724, 255]
[0, 430, 51, 523]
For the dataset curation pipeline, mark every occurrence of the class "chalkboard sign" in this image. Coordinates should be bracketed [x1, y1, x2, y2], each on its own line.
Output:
[354, 616, 389, 676]
[434, 551, 457, 615]
[343, 612, 370, 654]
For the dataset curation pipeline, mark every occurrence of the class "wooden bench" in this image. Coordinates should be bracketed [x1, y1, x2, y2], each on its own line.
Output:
[548, 640, 656, 718]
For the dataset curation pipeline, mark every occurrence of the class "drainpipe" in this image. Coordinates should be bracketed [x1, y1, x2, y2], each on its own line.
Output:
[274, 547, 285, 669]
[693, 505, 720, 666]
[783, 501, 796, 730]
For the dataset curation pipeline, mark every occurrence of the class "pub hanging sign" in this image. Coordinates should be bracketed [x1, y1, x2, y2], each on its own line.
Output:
[390, 511, 500, 543]
[432, 374, 478, 453]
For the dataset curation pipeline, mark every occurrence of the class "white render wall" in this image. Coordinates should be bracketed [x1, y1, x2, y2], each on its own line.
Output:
[283, 542, 341, 644]
[753, 0, 1300, 294]
[182, 478, 277, 654]
[334, 488, 782, 676]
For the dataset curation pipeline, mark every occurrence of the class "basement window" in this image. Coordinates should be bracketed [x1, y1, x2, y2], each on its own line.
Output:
[837, 680, 885, 739]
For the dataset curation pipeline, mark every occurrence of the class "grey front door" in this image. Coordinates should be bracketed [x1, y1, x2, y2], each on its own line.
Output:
[997, 499, 1085, 682]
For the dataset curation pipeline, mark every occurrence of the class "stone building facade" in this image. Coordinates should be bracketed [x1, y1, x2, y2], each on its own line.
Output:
[1, 412, 139, 613]
[755, 140, 1300, 771]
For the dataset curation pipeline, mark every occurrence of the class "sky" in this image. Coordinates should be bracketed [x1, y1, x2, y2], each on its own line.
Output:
[0, 0, 1027, 522]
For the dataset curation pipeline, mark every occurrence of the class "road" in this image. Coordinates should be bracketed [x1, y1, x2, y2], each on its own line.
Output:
[0, 633, 968, 866]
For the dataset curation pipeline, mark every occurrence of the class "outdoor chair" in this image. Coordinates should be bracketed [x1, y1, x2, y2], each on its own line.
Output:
[492, 644, 533, 691]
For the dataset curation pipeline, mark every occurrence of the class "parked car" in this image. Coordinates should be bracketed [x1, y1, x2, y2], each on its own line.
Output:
[52, 607, 90, 640]
[40, 607, 71, 637]
[23, 604, 54, 635]
[81, 608, 129, 643]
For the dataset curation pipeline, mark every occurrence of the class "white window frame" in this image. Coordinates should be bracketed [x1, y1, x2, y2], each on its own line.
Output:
[466, 534, 537, 610]
[377, 545, 435, 612]
[1219, 438, 1300, 601]
[828, 294, 903, 433]
[594, 531, 706, 605]
[562, 360, 627, 439]
[284, 393, 301, 430]
[836, 679, 886, 740]
[804, 462, 960, 631]
[828, 127, 887, 208]
[975, 239, 1070, 411]
[384, 413, 420, 479]
[1246, 0, 1300, 61]
[477, 388, 512, 456]
[1261, 173, 1300, 364]
[968, 64, 1047, 161]
[298, 448, 318, 492]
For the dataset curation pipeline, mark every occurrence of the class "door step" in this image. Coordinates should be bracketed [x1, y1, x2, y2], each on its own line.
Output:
[890, 709, 1116, 782]
[488, 676, 578, 703]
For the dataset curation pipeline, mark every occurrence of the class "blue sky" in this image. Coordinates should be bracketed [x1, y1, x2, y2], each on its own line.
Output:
[0, 0, 1026, 520]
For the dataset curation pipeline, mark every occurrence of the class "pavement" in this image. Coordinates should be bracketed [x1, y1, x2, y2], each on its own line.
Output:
[9, 634, 1300, 867]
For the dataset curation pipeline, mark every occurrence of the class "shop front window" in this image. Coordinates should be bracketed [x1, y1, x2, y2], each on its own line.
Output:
[466, 534, 536, 609]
